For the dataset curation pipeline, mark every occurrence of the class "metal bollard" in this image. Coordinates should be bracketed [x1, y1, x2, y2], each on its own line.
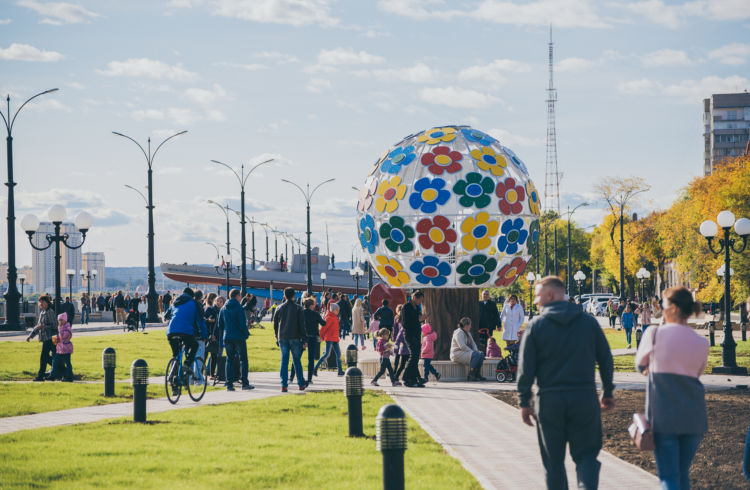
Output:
[709, 321, 715, 347]
[346, 344, 358, 368]
[102, 347, 116, 397]
[376, 404, 407, 490]
[635, 329, 642, 349]
[345, 366, 364, 437]
[131, 359, 149, 423]
[742, 322, 747, 342]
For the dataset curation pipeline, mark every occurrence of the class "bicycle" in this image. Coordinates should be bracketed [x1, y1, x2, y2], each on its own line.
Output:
[165, 339, 207, 404]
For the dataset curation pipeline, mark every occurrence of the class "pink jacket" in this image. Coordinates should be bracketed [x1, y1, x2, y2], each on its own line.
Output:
[486, 341, 502, 358]
[420, 332, 437, 359]
[56, 322, 74, 354]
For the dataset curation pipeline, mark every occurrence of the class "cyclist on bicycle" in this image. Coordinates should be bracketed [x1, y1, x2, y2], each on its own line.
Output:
[166, 287, 207, 374]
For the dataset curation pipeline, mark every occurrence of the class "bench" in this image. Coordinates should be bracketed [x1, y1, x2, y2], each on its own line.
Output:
[358, 357, 504, 382]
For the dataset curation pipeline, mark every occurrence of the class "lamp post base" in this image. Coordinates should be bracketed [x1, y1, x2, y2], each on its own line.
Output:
[710, 366, 748, 375]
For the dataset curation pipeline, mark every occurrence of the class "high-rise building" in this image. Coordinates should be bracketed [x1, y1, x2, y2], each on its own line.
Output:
[31, 222, 83, 294]
[82, 252, 106, 292]
[703, 92, 750, 175]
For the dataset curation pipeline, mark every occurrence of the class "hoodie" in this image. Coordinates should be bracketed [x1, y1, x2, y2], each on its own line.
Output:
[517, 301, 614, 408]
[166, 293, 207, 337]
[56, 313, 73, 354]
[220, 298, 249, 341]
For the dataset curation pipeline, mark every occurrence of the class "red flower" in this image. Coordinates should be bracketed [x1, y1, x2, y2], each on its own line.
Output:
[416, 215, 457, 254]
[495, 177, 525, 215]
[495, 257, 527, 287]
[420, 146, 463, 175]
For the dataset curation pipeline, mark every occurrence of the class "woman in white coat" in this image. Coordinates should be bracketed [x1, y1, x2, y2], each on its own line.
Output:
[500, 294, 525, 346]
[450, 317, 486, 381]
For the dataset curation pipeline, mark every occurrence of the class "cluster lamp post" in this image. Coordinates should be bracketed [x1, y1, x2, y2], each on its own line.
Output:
[208, 200, 238, 294]
[636, 268, 651, 300]
[564, 203, 588, 295]
[699, 210, 750, 375]
[350, 267, 364, 298]
[81, 268, 97, 298]
[525, 272, 536, 319]
[574, 270, 586, 298]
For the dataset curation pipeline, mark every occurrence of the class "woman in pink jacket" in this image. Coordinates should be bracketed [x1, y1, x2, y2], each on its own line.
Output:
[420, 324, 441, 382]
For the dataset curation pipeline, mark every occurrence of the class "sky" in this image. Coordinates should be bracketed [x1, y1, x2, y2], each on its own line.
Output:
[1, 0, 749, 268]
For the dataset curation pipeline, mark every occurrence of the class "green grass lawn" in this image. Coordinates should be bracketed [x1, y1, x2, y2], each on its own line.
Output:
[612, 339, 750, 373]
[0, 391, 480, 489]
[0, 324, 279, 381]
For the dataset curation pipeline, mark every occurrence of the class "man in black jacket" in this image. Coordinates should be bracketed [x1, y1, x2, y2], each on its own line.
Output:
[478, 290, 500, 352]
[374, 299, 394, 333]
[401, 290, 428, 388]
[517, 276, 615, 490]
[114, 291, 126, 325]
[273, 288, 308, 392]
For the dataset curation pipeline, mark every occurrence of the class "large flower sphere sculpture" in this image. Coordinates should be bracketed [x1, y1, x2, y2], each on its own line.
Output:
[357, 125, 540, 289]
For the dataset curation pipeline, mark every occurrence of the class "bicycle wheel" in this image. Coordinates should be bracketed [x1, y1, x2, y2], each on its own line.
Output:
[187, 357, 207, 402]
[203, 351, 217, 386]
[165, 357, 181, 404]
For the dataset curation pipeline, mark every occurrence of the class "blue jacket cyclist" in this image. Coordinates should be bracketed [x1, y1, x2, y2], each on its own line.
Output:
[166, 287, 207, 372]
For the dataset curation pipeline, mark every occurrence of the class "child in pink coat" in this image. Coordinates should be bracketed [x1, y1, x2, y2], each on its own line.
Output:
[486, 337, 502, 358]
[420, 323, 441, 382]
[51, 313, 74, 382]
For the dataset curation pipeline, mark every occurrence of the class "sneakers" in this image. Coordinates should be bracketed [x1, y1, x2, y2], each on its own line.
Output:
[627, 344, 632, 349]
[371, 380, 379, 386]
[361, 345, 367, 351]
[313, 368, 318, 377]
[281, 386, 288, 392]
[32, 376, 45, 382]
[337, 371, 345, 377]
[242, 384, 254, 390]
[435, 372, 442, 381]
[298, 384, 306, 391]
[392, 381, 402, 386]
[226, 384, 235, 391]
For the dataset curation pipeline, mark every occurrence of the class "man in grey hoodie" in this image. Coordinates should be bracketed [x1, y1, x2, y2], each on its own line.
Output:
[517, 276, 615, 490]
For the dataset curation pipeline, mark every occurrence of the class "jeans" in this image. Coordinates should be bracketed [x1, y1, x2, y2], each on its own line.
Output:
[353, 334, 366, 347]
[314, 341, 342, 373]
[224, 339, 249, 387]
[373, 357, 395, 383]
[139, 313, 147, 331]
[744, 425, 750, 483]
[624, 327, 632, 346]
[192, 340, 205, 383]
[653, 432, 703, 490]
[50, 353, 73, 381]
[279, 338, 305, 388]
[37, 339, 55, 378]
[81, 307, 90, 324]
[470, 351, 485, 369]
[394, 354, 408, 381]
[423, 358, 439, 380]
[608, 315, 616, 327]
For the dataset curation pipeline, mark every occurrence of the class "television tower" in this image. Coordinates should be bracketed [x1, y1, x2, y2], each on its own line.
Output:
[544, 26, 561, 214]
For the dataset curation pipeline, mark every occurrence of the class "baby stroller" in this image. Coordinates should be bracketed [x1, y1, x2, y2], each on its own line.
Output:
[124, 309, 139, 332]
[495, 343, 520, 382]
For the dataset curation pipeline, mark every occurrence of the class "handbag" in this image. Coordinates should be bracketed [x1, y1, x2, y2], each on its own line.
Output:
[628, 328, 657, 451]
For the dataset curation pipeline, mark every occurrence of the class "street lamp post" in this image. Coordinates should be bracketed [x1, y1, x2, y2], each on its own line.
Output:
[281, 178, 336, 295]
[18, 274, 26, 313]
[114, 130, 186, 323]
[699, 211, 750, 375]
[636, 268, 650, 300]
[563, 203, 588, 295]
[211, 158, 274, 292]
[1, 88, 59, 330]
[80, 268, 97, 298]
[350, 267, 363, 299]
[66, 269, 75, 302]
[525, 272, 536, 319]
[21, 206, 93, 313]
[574, 270, 586, 298]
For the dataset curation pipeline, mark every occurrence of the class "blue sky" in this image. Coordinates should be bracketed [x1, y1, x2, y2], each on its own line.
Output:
[1, 0, 749, 267]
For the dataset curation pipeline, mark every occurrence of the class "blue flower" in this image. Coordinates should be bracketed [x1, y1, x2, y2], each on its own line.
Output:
[359, 214, 378, 253]
[408, 177, 450, 213]
[409, 256, 451, 287]
[380, 146, 416, 174]
[501, 146, 530, 176]
[496, 218, 529, 255]
[461, 128, 497, 146]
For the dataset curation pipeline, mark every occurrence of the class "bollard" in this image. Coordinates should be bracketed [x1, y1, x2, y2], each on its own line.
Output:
[376, 404, 407, 490]
[709, 321, 715, 347]
[102, 347, 116, 397]
[131, 359, 149, 423]
[635, 329, 642, 349]
[346, 344, 358, 368]
[742, 322, 747, 342]
[345, 366, 364, 437]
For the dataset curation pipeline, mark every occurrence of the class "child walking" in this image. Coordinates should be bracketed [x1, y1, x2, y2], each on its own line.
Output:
[371, 328, 401, 387]
[420, 323, 440, 383]
[621, 305, 635, 348]
[51, 313, 74, 382]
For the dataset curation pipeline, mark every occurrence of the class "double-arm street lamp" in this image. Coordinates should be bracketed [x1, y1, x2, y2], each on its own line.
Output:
[210, 158, 274, 292]
[525, 271, 537, 319]
[281, 178, 335, 295]
[320, 272, 326, 291]
[114, 130, 186, 323]
[21, 206, 93, 313]
[208, 200, 238, 295]
[350, 267, 364, 298]
[635, 267, 650, 300]
[574, 270, 586, 298]
[80, 268, 97, 297]
[563, 203, 588, 295]
[1, 88, 59, 329]
[699, 210, 750, 375]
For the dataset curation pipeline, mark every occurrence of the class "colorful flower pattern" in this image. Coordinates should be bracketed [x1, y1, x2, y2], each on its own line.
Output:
[408, 177, 450, 213]
[374, 176, 407, 213]
[495, 257, 528, 287]
[409, 256, 451, 287]
[528, 220, 540, 247]
[416, 127, 457, 145]
[375, 255, 410, 288]
[502, 146, 530, 176]
[526, 181, 541, 215]
[456, 254, 498, 285]
[460, 212, 499, 251]
[420, 146, 463, 175]
[357, 177, 377, 213]
[416, 215, 457, 254]
[380, 146, 416, 174]
[379, 216, 415, 253]
[461, 128, 497, 146]
[470, 146, 507, 176]
[359, 214, 378, 253]
[453, 172, 494, 208]
[495, 177, 525, 215]
[496, 218, 528, 255]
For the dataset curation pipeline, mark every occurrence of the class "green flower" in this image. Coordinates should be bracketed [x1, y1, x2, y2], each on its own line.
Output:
[379, 215, 415, 253]
[456, 254, 498, 285]
[452, 172, 494, 208]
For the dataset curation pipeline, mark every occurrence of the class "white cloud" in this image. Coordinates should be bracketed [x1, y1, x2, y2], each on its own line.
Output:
[360, 28, 390, 38]
[617, 75, 750, 102]
[0, 43, 63, 62]
[17, 0, 101, 25]
[66, 81, 85, 89]
[166, 107, 202, 125]
[487, 128, 544, 147]
[458, 59, 531, 84]
[354, 63, 439, 83]
[0, 18, 12, 24]
[419, 86, 502, 108]
[615, 0, 750, 29]
[556, 57, 594, 72]
[306, 78, 332, 93]
[617, 78, 661, 95]
[255, 51, 300, 63]
[25, 98, 71, 112]
[156, 166, 184, 175]
[131, 109, 165, 121]
[152, 128, 179, 139]
[214, 61, 267, 71]
[184, 83, 229, 105]
[708, 43, 750, 65]
[641, 48, 693, 67]
[98, 58, 197, 82]
[309, 47, 385, 72]
[212, 0, 339, 27]
[379, 0, 610, 28]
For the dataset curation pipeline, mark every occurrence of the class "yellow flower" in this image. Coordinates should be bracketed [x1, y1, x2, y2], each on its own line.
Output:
[470, 147, 507, 176]
[375, 255, 410, 287]
[526, 181, 541, 215]
[417, 127, 457, 145]
[460, 212, 500, 251]
[375, 176, 407, 213]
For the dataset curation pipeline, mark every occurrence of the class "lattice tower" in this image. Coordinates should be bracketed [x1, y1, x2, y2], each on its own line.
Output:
[544, 26, 561, 214]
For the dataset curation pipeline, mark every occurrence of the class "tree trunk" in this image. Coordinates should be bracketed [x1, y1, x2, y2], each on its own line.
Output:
[422, 288, 480, 360]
